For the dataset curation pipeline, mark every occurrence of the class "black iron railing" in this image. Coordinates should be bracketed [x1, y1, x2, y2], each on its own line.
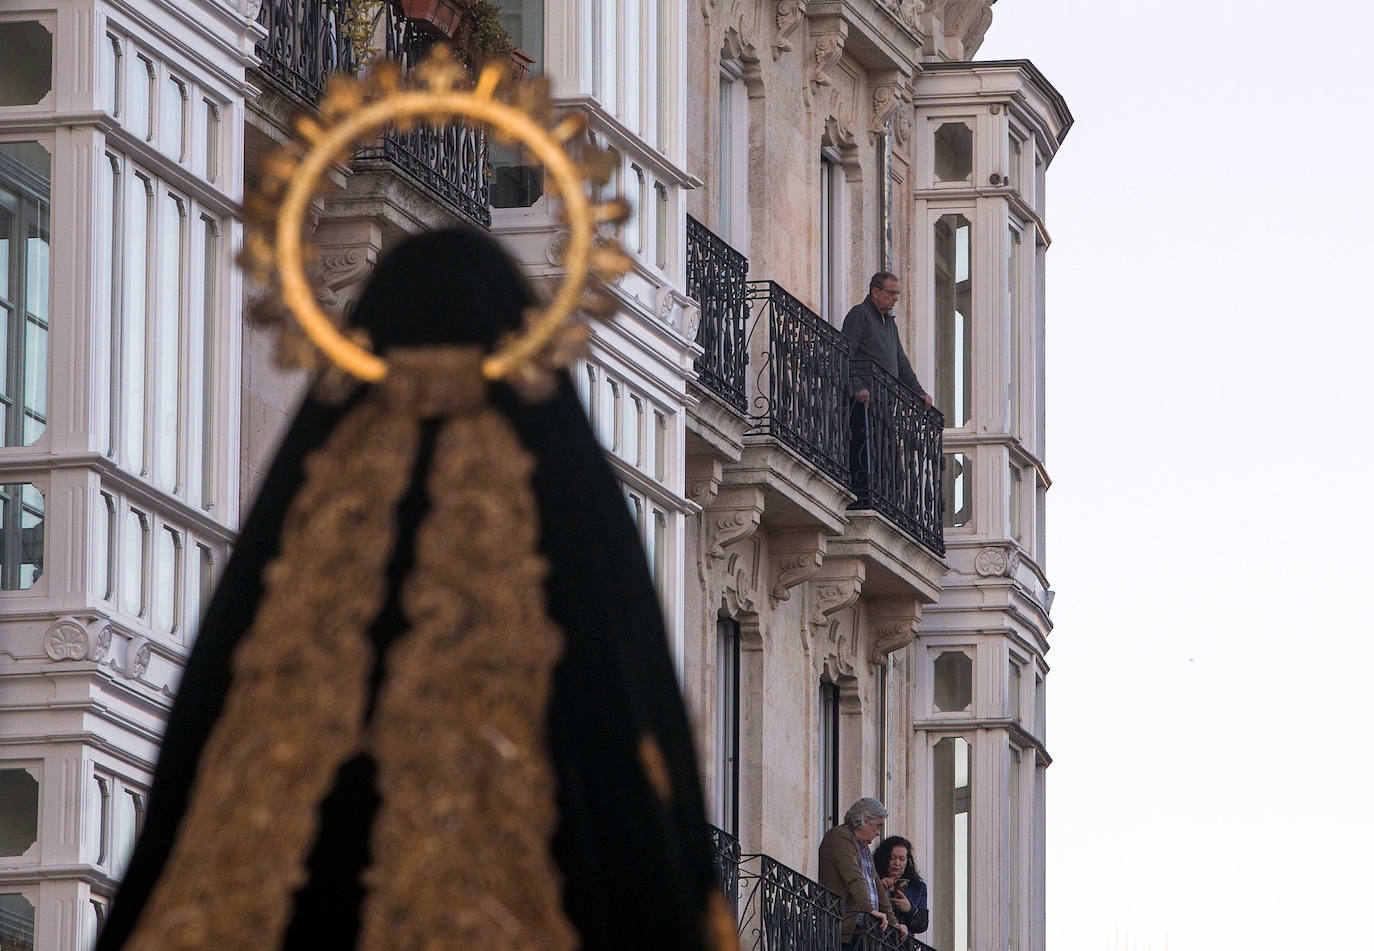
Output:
[254, 0, 490, 228]
[255, 0, 356, 104]
[737, 854, 843, 951]
[686, 216, 749, 411]
[745, 281, 851, 486]
[852, 358, 945, 555]
[709, 824, 742, 914]
[853, 914, 939, 951]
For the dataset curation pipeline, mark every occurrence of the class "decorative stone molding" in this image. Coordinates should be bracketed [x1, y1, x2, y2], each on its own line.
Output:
[773, 0, 806, 58]
[705, 486, 765, 561]
[545, 229, 572, 266]
[867, 597, 921, 666]
[923, 0, 993, 60]
[126, 636, 152, 680]
[90, 621, 113, 663]
[722, 551, 759, 617]
[769, 531, 827, 606]
[974, 546, 1017, 578]
[805, 557, 865, 668]
[723, 0, 761, 63]
[808, 18, 848, 93]
[43, 617, 89, 662]
[687, 456, 725, 509]
[870, 73, 904, 142]
[314, 246, 373, 308]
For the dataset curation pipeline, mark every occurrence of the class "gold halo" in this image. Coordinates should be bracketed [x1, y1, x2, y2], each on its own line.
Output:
[248, 50, 632, 385]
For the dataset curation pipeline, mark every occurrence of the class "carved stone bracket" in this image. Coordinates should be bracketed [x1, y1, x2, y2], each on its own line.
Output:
[867, 597, 921, 666]
[723, 0, 761, 64]
[705, 486, 765, 561]
[923, 0, 993, 60]
[773, 0, 807, 58]
[769, 530, 827, 607]
[687, 456, 724, 510]
[805, 557, 865, 672]
[808, 17, 848, 93]
[869, 71, 904, 143]
[892, 85, 915, 150]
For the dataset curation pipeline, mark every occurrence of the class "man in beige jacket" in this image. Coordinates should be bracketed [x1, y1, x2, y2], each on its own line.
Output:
[818, 798, 907, 944]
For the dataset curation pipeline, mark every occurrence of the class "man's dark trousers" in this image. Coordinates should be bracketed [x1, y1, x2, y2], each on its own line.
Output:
[849, 398, 871, 506]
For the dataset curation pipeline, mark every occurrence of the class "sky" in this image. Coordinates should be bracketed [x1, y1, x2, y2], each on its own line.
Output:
[977, 3, 1374, 949]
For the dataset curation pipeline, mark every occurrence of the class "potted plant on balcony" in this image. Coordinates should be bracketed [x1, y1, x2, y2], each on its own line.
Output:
[398, 0, 513, 69]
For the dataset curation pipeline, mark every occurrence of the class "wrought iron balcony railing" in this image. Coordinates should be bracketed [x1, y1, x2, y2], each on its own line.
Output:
[255, 0, 356, 104]
[745, 281, 851, 486]
[709, 824, 742, 914]
[853, 913, 939, 951]
[686, 216, 749, 412]
[253, 0, 491, 228]
[737, 853, 843, 951]
[851, 358, 945, 556]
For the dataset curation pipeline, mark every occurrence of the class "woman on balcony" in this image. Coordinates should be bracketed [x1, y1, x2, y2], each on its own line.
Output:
[873, 835, 930, 935]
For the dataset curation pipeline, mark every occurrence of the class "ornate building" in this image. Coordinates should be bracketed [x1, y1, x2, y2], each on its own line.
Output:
[0, 0, 1068, 949]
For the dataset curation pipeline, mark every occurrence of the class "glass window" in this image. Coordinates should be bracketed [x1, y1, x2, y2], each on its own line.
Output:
[596, 0, 617, 113]
[111, 787, 144, 878]
[88, 775, 111, 865]
[932, 736, 972, 951]
[818, 681, 839, 840]
[1006, 226, 1021, 435]
[942, 451, 970, 528]
[934, 650, 972, 713]
[131, 55, 155, 140]
[123, 175, 153, 473]
[187, 543, 213, 641]
[162, 77, 187, 160]
[1007, 745, 1022, 951]
[96, 491, 116, 601]
[154, 525, 182, 634]
[934, 122, 973, 183]
[651, 508, 666, 598]
[1034, 673, 1045, 738]
[655, 0, 668, 151]
[654, 183, 668, 269]
[154, 194, 186, 492]
[0, 769, 38, 855]
[121, 508, 148, 616]
[1008, 462, 1022, 542]
[653, 410, 666, 480]
[0, 893, 34, 951]
[624, 0, 641, 131]
[627, 394, 643, 466]
[1006, 132, 1021, 189]
[820, 154, 843, 322]
[0, 483, 43, 590]
[202, 100, 220, 183]
[0, 22, 53, 106]
[716, 616, 740, 835]
[103, 35, 122, 116]
[0, 141, 51, 447]
[1006, 658, 1022, 721]
[97, 154, 121, 455]
[627, 165, 644, 253]
[934, 213, 972, 426]
[191, 217, 218, 509]
[874, 660, 888, 802]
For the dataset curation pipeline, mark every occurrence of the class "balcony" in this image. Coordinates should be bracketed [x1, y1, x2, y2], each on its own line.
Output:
[710, 824, 742, 915]
[253, 0, 491, 228]
[720, 847, 938, 951]
[744, 281, 851, 487]
[686, 216, 749, 412]
[849, 359, 945, 556]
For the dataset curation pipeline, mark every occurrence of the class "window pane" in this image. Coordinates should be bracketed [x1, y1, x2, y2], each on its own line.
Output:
[0, 482, 44, 590]
[162, 78, 186, 160]
[934, 650, 972, 713]
[653, 410, 666, 480]
[88, 775, 111, 865]
[154, 195, 185, 492]
[130, 56, 154, 140]
[97, 155, 121, 454]
[202, 100, 220, 182]
[122, 508, 148, 616]
[154, 525, 181, 634]
[0, 769, 38, 855]
[933, 736, 972, 951]
[934, 214, 972, 426]
[624, 0, 640, 131]
[934, 122, 973, 182]
[942, 452, 970, 528]
[191, 218, 218, 508]
[103, 35, 121, 116]
[0, 21, 53, 106]
[0, 142, 51, 448]
[123, 177, 153, 473]
[0, 893, 34, 951]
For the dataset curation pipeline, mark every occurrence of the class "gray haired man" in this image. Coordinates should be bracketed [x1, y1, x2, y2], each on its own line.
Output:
[817, 797, 907, 943]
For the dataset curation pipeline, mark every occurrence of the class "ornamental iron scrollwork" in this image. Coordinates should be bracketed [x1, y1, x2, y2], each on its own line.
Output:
[686, 215, 750, 411]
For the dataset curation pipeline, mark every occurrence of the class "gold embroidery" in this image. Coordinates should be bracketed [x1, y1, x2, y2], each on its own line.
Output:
[360, 407, 575, 951]
[123, 395, 422, 951]
[638, 734, 674, 802]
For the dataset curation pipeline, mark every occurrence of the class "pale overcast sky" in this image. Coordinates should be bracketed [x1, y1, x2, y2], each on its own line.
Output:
[978, 2, 1374, 949]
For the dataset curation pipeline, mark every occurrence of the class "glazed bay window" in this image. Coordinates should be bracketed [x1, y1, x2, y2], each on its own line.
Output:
[932, 736, 972, 951]
[934, 213, 972, 427]
[0, 483, 43, 590]
[0, 141, 50, 448]
[106, 155, 220, 509]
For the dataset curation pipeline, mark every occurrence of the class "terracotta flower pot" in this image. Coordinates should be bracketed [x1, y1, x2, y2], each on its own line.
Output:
[399, 0, 464, 38]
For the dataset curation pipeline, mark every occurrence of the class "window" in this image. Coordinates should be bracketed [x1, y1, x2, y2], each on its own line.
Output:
[624, 0, 641, 133]
[0, 768, 38, 855]
[934, 213, 972, 426]
[1006, 744, 1022, 951]
[1006, 225, 1021, 435]
[0, 22, 53, 107]
[98, 154, 122, 455]
[932, 736, 972, 951]
[162, 77, 187, 160]
[934, 122, 972, 183]
[131, 55, 155, 141]
[486, 0, 543, 212]
[0, 141, 50, 447]
[942, 451, 970, 528]
[655, 0, 669, 151]
[653, 410, 666, 480]
[187, 543, 214, 640]
[1008, 462, 1022, 543]
[0, 483, 43, 590]
[103, 35, 122, 116]
[627, 166, 645, 253]
[875, 659, 888, 802]
[202, 100, 220, 183]
[933, 650, 972, 713]
[818, 681, 840, 840]
[716, 617, 740, 835]
[111, 787, 145, 878]
[655, 183, 668, 269]
[819, 153, 844, 322]
[1006, 132, 1022, 189]
[97, 492, 116, 600]
[121, 508, 149, 616]
[0, 893, 34, 951]
[88, 775, 111, 866]
[123, 175, 153, 473]
[717, 64, 747, 247]
[1006, 658, 1022, 721]
[651, 508, 666, 599]
[154, 525, 182, 634]
[192, 217, 219, 509]
[154, 193, 186, 492]
[595, 0, 618, 113]
[627, 394, 644, 466]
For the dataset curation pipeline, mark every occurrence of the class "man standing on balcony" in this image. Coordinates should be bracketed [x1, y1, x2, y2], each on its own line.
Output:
[819, 798, 907, 944]
[842, 272, 932, 505]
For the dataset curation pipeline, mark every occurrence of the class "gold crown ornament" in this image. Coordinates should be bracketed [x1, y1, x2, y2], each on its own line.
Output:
[238, 46, 634, 395]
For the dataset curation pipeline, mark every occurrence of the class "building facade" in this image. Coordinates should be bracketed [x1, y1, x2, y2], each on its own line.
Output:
[0, 1, 1068, 949]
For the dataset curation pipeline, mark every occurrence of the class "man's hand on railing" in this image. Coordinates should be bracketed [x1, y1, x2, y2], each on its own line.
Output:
[872, 910, 888, 930]
[920, 392, 933, 409]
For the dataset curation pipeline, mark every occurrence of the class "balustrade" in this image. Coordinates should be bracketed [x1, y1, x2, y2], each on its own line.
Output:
[709, 823, 742, 914]
[686, 216, 749, 411]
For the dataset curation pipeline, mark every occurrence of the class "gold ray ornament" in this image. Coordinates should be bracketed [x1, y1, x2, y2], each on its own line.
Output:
[239, 47, 633, 394]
